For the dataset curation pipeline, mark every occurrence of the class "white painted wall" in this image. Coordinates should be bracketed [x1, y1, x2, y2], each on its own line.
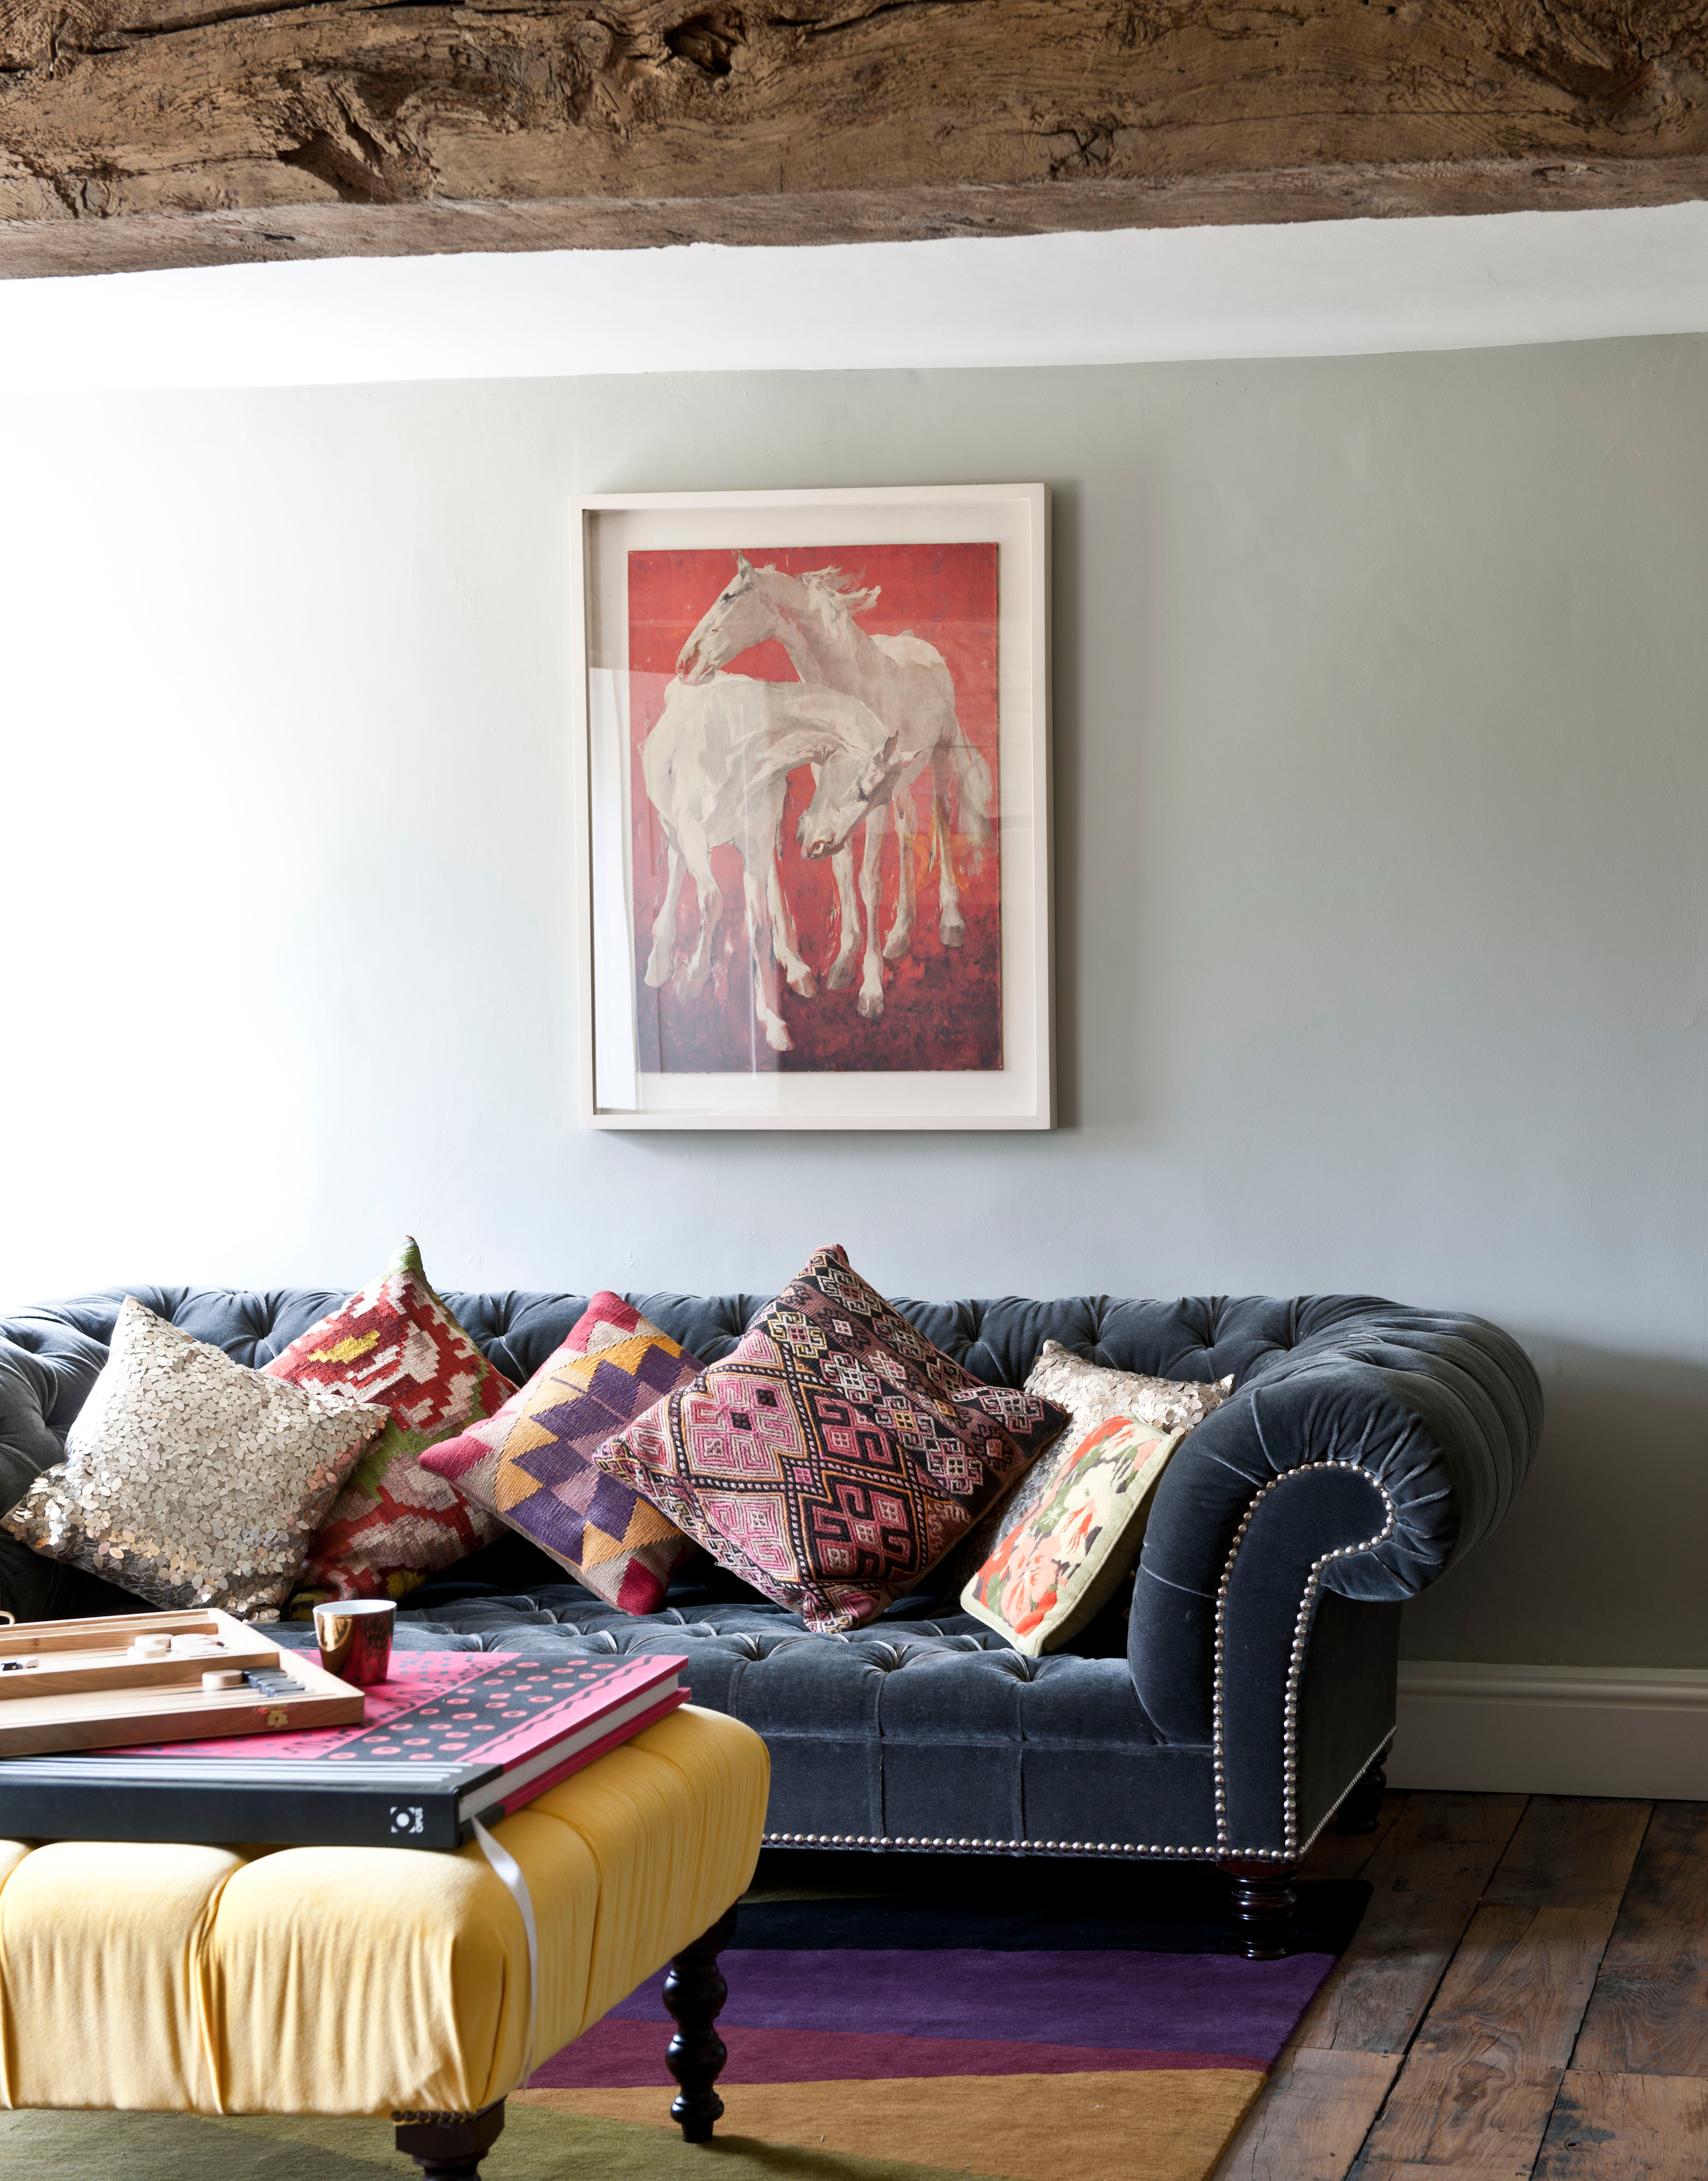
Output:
[5, 202, 1708, 390]
[3, 336, 1706, 1671]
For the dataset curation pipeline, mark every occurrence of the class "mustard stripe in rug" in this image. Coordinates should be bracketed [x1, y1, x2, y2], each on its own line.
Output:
[519, 2065, 1266, 2181]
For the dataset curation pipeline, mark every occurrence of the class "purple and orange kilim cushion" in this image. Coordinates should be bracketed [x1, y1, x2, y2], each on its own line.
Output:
[592, 1245, 1069, 1635]
[419, 1292, 700, 1616]
[264, 1235, 518, 1604]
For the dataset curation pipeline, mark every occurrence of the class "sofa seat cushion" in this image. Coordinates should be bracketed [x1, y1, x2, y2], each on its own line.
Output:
[273, 1588, 1217, 1858]
[0, 1705, 767, 2118]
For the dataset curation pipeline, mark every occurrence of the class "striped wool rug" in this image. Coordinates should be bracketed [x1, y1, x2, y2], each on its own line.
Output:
[7, 1855, 1364, 2181]
[519, 1852, 1368, 2181]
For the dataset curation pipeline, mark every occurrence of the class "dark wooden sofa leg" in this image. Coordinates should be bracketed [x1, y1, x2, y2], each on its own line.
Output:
[665, 1903, 738, 2142]
[395, 2100, 506, 2179]
[1336, 1755, 1388, 1834]
[1218, 1860, 1300, 1961]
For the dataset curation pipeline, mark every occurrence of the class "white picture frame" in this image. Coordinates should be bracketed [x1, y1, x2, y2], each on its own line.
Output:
[569, 483, 1052, 1130]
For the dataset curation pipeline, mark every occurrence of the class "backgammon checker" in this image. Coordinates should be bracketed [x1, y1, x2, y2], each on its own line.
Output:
[0, 1606, 363, 1756]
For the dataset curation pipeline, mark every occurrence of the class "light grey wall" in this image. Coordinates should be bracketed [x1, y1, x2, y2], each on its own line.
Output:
[3, 338, 1705, 1668]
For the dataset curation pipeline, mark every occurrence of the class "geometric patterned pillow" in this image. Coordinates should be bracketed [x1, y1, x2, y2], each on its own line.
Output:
[263, 1236, 516, 1604]
[592, 1245, 1069, 1635]
[419, 1292, 700, 1616]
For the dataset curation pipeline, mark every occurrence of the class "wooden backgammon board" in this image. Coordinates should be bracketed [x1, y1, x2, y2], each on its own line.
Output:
[0, 1607, 364, 1756]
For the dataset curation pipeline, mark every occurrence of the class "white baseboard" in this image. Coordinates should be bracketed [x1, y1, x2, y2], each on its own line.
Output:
[1391, 1660, 1708, 1801]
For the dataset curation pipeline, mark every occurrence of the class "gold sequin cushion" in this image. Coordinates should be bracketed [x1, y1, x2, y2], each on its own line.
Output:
[1, 1297, 387, 1620]
[1024, 1340, 1235, 1440]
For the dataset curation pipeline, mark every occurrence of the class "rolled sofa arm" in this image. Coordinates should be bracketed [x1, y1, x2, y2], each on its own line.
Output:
[1127, 1297, 1543, 1846]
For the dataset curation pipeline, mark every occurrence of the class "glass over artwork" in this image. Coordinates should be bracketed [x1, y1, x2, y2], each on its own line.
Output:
[626, 541, 1002, 1074]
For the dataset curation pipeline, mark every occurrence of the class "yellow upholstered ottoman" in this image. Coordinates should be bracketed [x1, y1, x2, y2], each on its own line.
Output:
[0, 1705, 769, 2179]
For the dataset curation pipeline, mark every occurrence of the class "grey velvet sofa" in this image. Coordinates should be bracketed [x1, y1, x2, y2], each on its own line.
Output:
[0, 1285, 1542, 1955]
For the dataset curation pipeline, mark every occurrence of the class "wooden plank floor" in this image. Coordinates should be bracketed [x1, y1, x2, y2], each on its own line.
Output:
[1213, 1793, 1708, 2180]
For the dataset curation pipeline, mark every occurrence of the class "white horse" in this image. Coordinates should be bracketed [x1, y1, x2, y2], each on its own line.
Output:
[676, 555, 994, 1020]
[640, 673, 901, 1054]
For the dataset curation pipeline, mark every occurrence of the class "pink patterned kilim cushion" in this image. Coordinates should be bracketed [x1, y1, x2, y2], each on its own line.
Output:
[265, 1236, 517, 1604]
[420, 1292, 700, 1616]
[592, 1245, 1069, 1635]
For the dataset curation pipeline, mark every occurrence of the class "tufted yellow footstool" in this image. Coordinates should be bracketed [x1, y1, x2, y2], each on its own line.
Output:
[0, 1705, 769, 2179]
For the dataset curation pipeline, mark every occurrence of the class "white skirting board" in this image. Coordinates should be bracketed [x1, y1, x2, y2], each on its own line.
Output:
[1391, 1661, 1708, 1802]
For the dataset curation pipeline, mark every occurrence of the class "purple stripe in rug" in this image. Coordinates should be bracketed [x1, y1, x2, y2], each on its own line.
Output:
[532, 2019, 1268, 2089]
[608, 1949, 1333, 2066]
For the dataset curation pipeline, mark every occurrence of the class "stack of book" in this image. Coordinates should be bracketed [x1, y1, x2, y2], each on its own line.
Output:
[0, 1629, 688, 1848]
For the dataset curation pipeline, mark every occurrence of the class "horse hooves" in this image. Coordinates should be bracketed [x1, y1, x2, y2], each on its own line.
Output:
[764, 1023, 794, 1052]
[826, 960, 855, 991]
[882, 933, 914, 965]
[940, 919, 966, 949]
[644, 962, 673, 989]
[787, 970, 819, 999]
[857, 990, 886, 1022]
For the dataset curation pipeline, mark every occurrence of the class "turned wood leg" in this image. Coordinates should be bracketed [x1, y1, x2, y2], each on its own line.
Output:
[1336, 1755, 1389, 1834]
[664, 1903, 737, 2142]
[395, 2100, 506, 2179]
[1218, 1860, 1300, 1961]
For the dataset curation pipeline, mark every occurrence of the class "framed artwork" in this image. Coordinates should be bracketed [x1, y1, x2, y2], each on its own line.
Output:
[569, 484, 1051, 1130]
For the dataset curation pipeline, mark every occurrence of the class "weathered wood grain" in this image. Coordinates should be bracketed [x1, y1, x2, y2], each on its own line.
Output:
[1352, 2155, 1544, 2172]
[1534, 2069, 1708, 2178]
[1211, 2048, 1400, 2181]
[1480, 1795, 1653, 1919]
[1301, 1791, 1409, 1884]
[1299, 1791, 1529, 2057]
[1572, 1801, 1708, 2078]
[5, 2, 1708, 275]
[1351, 1797, 1648, 2173]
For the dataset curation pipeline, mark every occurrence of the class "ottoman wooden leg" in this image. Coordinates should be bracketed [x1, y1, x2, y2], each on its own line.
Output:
[395, 2100, 506, 2178]
[664, 1903, 738, 2142]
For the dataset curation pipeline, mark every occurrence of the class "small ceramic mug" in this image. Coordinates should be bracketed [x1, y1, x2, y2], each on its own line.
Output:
[313, 1598, 395, 1685]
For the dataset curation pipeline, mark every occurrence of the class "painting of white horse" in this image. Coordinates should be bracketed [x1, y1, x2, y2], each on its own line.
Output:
[626, 540, 1002, 1076]
[676, 553, 994, 1024]
[640, 673, 902, 1055]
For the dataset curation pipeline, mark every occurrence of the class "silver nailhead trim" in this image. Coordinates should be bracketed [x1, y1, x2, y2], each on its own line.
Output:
[761, 1454, 1398, 1871]
[1210, 1457, 1397, 1858]
[760, 1831, 1296, 1860]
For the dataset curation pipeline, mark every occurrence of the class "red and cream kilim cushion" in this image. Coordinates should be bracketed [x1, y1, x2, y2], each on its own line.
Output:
[592, 1245, 1069, 1635]
[265, 1235, 517, 1603]
[420, 1292, 699, 1616]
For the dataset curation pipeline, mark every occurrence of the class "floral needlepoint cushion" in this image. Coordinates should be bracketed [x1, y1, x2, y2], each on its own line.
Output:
[960, 1412, 1186, 1657]
[0, 1297, 387, 1620]
[264, 1236, 517, 1603]
[419, 1292, 700, 1616]
[592, 1245, 1069, 1636]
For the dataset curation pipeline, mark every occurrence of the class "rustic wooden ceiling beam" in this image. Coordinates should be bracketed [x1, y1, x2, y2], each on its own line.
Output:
[3, 2, 1707, 278]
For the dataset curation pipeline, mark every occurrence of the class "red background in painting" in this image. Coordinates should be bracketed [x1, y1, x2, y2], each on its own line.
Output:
[628, 542, 1001, 1074]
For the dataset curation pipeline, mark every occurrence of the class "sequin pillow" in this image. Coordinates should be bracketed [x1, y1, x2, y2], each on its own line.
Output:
[264, 1236, 517, 1604]
[960, 1412, 1184, 1656]
[419, 1292, 700, 1614]
[1024, 1341, 1234, 1441]
[593, 1245, 1069, 1636]
[0, 1297, 387, 1620]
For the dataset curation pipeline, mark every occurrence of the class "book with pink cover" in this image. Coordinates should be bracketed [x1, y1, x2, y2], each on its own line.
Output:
[0, 1650, 689, 1849]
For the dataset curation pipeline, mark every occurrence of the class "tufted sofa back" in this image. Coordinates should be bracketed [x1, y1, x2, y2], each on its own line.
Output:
[1, 1287, 1427, 1455]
